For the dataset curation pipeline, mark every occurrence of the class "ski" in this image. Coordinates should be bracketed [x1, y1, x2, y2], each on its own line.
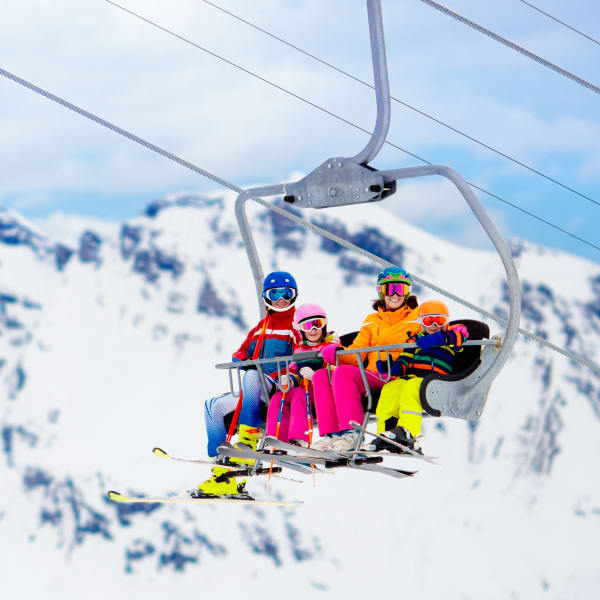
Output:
[151, 446, 305, 482]
[107, 490, 302, 506]
[346, 462, 416, 478]
[153, 446, 218, 466]
[349, 421, 439, 464]
[217, 443, 333, 475]
[263, 436, 416, 478]
[263, 436, 343, 460]
[153, 446, 276, 477]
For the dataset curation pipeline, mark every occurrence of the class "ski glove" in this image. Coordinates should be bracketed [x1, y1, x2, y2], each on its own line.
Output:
[277, 374, 294, 391]
[299, 366, 315, 381]
[376, 358, 408, 377]
[449, 324, 469, 347]
[320, 343, 341, 365]
[416, 331, 445, 350]
[452, 324, 468, 337]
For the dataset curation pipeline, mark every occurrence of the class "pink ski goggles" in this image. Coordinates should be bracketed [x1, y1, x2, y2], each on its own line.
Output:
[379, 282, 409, 297]
[297, 317, 327, 331]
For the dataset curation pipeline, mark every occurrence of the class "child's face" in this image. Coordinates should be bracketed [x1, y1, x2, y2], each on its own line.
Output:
[421, 315, 448, 334]
[423, 322, 445, 334]
[272, 298, 291, 310]
[305, 327, 324, 342]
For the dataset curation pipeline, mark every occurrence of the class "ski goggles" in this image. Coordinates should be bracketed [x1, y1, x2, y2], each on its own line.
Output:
[297, 317, 327, 331]
[419, 314, 448, 327]
[263, 286, 297, 302]
[378, 282, 409, 297]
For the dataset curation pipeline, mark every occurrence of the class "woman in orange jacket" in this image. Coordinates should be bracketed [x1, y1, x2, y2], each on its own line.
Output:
[312, 266, 420, 450]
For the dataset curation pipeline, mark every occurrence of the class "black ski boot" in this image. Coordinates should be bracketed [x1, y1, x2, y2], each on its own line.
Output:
[366, 427, 423, 454]
[386, 427, 423, 454]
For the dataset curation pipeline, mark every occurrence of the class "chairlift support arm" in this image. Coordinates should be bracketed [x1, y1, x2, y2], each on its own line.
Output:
[232, 1, 521, 422]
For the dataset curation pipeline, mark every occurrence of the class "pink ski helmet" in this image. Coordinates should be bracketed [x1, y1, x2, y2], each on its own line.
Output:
[293, 303, 328, 332]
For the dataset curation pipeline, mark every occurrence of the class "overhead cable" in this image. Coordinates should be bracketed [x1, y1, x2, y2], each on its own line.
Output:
[519, 0, 600, 48]
[103, 1, 600, 254]
[1, 66, 598, 375]
[198, 0, 600, 209]
[420, 0, 600, 96]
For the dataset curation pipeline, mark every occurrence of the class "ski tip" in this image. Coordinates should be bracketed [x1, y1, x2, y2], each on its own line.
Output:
[153, 447, 169, 458]
[107, 490, 127, 502]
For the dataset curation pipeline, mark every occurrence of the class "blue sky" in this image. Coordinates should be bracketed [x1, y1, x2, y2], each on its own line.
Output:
[1, 0, 599, 265]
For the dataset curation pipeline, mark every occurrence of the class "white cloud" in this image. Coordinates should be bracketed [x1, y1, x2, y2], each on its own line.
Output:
[385, 178, 469, 224]
[0, 0, 598, 264]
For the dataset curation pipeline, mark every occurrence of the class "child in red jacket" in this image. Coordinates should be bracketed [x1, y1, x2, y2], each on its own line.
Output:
[194, 271, 299, 497]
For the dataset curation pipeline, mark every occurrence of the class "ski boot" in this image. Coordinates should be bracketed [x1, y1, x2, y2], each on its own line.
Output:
[288, 439, 309, 448]
[191, 465, 249, 498]
[229, 424, 260, 466]
[367, 427, 423, 455]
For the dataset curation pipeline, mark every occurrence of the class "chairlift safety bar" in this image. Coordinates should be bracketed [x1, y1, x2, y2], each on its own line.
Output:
[215, 339, 499, 370]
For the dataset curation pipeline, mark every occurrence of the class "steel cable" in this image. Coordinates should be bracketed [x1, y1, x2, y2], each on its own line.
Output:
[518, 0, 600, 48]
[102, 1, 600, 253]
[420, 0, 600, 95]
[1, 65, 598, 374]
[197, 0, 600, 209]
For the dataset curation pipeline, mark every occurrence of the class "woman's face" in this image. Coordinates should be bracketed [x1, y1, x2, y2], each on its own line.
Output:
[384, 293, 405, 311]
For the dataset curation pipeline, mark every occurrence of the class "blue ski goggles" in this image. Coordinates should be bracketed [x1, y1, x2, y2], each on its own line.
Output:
[263, 286, 297, 302]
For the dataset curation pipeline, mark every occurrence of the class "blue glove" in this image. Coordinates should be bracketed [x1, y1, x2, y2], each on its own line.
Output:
[376, 359, 387, 375]
[416, 331, 444, 350]
[376, 358, 407, 377]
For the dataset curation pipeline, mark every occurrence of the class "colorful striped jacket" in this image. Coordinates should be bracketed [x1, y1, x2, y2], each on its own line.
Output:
[376, 325, 468, 378]
[403, 325, 468, 376]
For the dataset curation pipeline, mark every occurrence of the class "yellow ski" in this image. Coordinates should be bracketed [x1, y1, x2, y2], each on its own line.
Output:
[107, 490, 302, 506]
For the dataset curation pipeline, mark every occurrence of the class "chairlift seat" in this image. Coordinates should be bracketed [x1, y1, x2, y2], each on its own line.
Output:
[419, 319, 490, 417]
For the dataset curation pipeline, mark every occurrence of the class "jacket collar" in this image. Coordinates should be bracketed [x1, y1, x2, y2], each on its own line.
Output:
[377, 304, 413, 322]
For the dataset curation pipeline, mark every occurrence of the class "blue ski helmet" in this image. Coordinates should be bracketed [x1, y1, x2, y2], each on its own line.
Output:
[263, 271, 297, 292]
[262, 271, 298, 311]
[376, 266, 412, 300]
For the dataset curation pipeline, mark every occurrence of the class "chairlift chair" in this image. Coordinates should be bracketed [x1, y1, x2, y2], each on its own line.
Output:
[222, 0, 521, 425]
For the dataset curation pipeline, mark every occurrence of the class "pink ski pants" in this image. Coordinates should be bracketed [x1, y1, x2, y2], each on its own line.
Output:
[312, 365, 386, 435]
[266, 386, 314, 442]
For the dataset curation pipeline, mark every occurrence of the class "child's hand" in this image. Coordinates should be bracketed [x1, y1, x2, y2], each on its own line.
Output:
[299, 366, 315, 381]
[377, 358, 407, 376]
[451, 324, 469, 339]
[416, 331, 444, 350]
[320, 343, 340, 365]
[278, 374, 293, 391]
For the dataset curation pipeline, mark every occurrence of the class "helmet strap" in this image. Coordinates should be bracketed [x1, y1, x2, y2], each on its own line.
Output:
[263, 297, 297, 312]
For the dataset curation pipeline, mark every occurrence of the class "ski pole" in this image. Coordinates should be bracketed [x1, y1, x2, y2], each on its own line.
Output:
[269, 378, 289, 483]
[303, 379, 313, 445]
[303, 379, 316, 486]
[226, 317, 269, 443]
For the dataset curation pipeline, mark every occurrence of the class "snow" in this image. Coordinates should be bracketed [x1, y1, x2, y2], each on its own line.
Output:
[1, 192, 600, 599]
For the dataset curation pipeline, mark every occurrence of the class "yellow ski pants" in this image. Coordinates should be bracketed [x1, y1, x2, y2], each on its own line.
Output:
[376, 376, 424, 436]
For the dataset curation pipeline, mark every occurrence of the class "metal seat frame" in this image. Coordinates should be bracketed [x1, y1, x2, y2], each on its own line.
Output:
[218, 0, 521, 457]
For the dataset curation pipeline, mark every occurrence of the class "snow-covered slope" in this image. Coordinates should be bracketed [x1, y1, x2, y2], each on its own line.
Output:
[1, 195, 599, 599]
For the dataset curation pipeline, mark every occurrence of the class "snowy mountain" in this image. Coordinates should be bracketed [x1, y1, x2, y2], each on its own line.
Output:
[1, 193, 599, 599]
